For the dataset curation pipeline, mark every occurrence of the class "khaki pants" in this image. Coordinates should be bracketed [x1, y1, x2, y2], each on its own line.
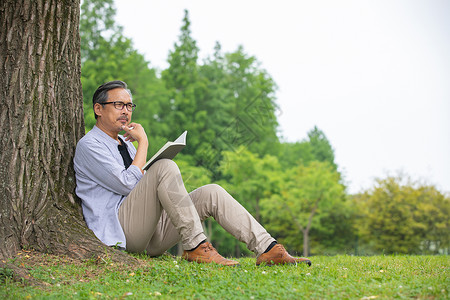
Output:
[118, 159, 274, 256]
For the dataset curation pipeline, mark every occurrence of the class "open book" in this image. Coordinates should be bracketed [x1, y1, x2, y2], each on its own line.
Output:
[143, 131, 187, 171]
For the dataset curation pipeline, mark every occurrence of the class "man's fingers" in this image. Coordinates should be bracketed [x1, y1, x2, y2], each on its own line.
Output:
[121, 123, 147, 145]
[122, 125, 134, 132]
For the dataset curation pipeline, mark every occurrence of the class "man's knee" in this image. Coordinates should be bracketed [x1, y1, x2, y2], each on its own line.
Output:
[152, 158, 178, 170]
[151, 159, 181, 177]
[202, 183, 225, 194]
[200, 184, 233, 205]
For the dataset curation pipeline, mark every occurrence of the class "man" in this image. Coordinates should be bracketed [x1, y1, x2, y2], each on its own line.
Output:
[74, 80, 311, 267]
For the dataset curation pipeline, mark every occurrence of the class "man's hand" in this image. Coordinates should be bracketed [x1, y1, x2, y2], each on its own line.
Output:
[122, 123, 148, 144]
[121, 123, 149, 172]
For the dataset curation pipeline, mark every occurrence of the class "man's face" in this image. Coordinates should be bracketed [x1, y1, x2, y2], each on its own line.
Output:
[94, 88, 133, 135]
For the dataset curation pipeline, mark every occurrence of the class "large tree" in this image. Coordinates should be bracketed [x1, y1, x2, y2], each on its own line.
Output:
[80, 0, 168, 142]
[161, 10, 209, 161]
[278, 126, 337, 171]
[354, 175, 450, 254]
[0, 0, 131, 276]
[261, 161, 345, 256]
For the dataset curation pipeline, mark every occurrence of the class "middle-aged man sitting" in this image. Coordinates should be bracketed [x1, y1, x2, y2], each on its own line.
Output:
[73, 80, 311, 267]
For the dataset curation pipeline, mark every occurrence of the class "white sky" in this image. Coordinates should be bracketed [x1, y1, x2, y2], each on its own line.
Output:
[114, 0, 450, 195]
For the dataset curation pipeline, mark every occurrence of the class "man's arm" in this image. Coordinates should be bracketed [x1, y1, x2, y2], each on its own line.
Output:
[122, 123, 148, 173]
[74, 137, 143, 196]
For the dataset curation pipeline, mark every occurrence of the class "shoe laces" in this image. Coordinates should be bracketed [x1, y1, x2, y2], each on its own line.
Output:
[278, 244, 286, 252]
[202, 242, 216, 253]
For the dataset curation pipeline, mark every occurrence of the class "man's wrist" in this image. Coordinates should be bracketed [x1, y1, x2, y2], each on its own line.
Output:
[138, 139, 149, 148]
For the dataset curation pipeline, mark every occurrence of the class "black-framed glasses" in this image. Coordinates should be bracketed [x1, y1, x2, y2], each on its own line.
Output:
[101, 101, 136, 112]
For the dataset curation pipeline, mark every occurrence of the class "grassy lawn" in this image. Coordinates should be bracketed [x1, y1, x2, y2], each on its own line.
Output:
[1, 251, 448, 299]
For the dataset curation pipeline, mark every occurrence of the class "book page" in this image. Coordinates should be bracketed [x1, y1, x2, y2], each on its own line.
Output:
[143, 131, 187, 170]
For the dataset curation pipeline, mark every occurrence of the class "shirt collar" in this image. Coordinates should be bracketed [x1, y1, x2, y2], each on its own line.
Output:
[92, 125, 121, 145]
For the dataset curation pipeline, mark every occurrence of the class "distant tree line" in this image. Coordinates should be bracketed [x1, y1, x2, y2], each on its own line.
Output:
[80, 0, 449, 256]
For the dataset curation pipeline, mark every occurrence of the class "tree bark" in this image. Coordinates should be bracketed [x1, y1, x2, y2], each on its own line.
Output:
[0, 0, 131, 264]
[302, 229, 309, 257]
[283, 199, 319, 257]
[302, 199, 319, 257]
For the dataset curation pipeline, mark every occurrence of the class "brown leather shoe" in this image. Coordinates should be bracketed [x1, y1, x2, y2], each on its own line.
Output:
[182, 242, 240, 266]
[256, 244, 311, 266]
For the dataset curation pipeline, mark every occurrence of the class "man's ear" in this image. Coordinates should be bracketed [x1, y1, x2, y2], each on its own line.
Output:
[94, 103, 103, 118]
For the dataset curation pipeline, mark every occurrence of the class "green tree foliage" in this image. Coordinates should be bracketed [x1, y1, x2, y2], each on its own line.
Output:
[176, 157, 212, 193]
[196, 43, 281, 176]
[161, 10, 207, 158]
[278, 126, 336, 170]
[80, 0, 168, 145]
[414, 186, 450, 254]
[195, 43, 237, 173]
[78, 3, 450, 258]
[278, 141, 315, 168]
[310, 196, 356, 255]
[219, 146, 282, 222]
[161, 11, 280, 177]
[80, 0, 117, 64]
[307, 126, 337, 170]
[269, 127, 353, 255]
[219, 46, 280, 157]
[195, 146, 282, 258]
[354, 175, 450, 254]
[261, 161, 346, 256]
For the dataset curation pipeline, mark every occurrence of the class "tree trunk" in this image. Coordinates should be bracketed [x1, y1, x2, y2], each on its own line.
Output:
[254, 197, 261, 223]
[235, 241, 241, 258]
[302, 229, 309, 257]
[301, 198, 319, 257]
[0, 0, 131, 264]
[207, 218, 213, 242]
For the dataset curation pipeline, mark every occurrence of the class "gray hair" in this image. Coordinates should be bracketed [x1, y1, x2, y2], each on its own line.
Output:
[92, 80, 132, 119]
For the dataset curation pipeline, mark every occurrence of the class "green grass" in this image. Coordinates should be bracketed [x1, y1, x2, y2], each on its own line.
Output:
[1, 252, 448, 299]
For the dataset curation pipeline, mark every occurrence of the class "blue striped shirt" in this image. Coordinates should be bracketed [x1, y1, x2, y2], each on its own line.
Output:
[74, 126, 143, 248]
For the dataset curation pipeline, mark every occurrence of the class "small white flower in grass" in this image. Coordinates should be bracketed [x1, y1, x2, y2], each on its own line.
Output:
[244, 270, 248, 273]
[250, 297, 255, 300]
[262, 271, 267, 275]
[379, 270, 384, 273]
[175, 264, 180, 268]
[125, 292, 133, 296]
[428, 287, 433, 290]
[154, 292, 162, 296]
[343, 268, 348, 270]
[306, 273, 311, 276]
[399, 286, 403, 289]
[173, 260, 177, 264]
